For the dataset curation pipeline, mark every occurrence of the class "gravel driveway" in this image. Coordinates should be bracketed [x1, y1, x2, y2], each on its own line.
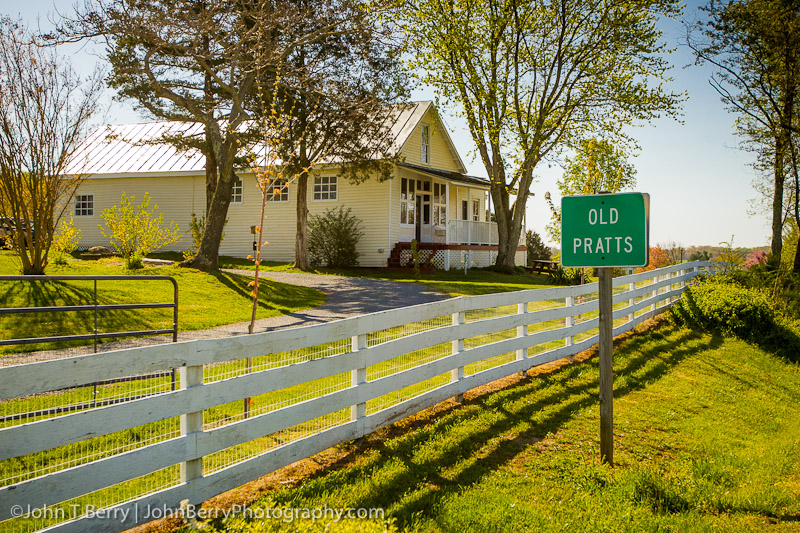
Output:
[1, 270, 448, 365]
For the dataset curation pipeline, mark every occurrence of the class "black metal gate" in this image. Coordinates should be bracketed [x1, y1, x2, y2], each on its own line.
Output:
[0, 275, 178, 353]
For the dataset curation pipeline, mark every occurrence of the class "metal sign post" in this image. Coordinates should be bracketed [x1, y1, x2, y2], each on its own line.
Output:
[561, 192, 650, 466]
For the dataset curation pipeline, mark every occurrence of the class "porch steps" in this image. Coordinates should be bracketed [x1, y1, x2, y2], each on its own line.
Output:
[387, 242, 443, 269]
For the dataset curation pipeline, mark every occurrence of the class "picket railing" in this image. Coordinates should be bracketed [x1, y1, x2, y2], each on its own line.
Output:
[0, 262, 710, 532]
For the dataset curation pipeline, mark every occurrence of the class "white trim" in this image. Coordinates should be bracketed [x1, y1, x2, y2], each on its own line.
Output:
[230, 177, 243, 204]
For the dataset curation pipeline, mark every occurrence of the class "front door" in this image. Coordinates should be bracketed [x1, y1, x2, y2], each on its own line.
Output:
[416, 192, 432, 243]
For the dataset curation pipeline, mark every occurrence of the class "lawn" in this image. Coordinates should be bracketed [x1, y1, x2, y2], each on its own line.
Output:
[0, 252, 325, 355]
[192, 322, 800, 532]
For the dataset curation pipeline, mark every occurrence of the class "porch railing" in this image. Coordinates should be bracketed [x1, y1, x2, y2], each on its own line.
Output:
[447, 220, 525, 246]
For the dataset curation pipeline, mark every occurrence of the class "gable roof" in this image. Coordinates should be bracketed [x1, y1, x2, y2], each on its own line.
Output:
[65, 101, 467, 177]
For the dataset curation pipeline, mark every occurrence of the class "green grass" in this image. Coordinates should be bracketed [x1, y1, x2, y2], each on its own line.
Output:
[215, 255, 554, 297]
[202, 323, 800, 532]
[0, 251, 325, 355]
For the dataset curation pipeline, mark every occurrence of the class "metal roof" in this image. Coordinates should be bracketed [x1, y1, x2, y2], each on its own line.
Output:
[66, 101, 459, 177]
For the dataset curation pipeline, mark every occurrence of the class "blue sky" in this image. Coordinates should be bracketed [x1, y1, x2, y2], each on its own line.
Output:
[13, 0, 769, 249]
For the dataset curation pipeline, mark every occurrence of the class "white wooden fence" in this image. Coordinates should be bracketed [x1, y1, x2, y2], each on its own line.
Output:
[0, 262, 709, 532]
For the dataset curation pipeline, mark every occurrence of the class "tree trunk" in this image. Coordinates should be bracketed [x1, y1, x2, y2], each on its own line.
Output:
[294, 170, 310, 270]
[772, 133, 786, 259]
[793, 233, 800, 274]
[180, 166, 233, 272]
[204, 146, 218, 216]
[492, 183, 524, 268]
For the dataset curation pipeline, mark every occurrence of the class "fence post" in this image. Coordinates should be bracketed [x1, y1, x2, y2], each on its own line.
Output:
[179, 363, 204, 492]
[565, 296, 574, 361]
[650, 273, 658, 312]
[350, 334, 367, 422]
[516, 302, 529, 377]
[451, 310, 465, 402]
[628, 280, 635, 324]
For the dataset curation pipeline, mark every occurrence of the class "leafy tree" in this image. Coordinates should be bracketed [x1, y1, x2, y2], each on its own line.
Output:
[689, 0, 800, 261]
[0, 18, 102, 274]
[636, 245, 672, 272]
[100, 192, 180, 269]
[526, 230, 551, 263]
[545, 138, 637, 241]
[689, 250, 712, 261]
[396, 0, 683, 267]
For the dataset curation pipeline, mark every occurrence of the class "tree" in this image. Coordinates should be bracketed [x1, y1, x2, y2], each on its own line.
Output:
[0, 18, 102, 275]
[265, 2, 406, 270]
[526, 230, 551, 263]
[545, 138, 637, 241]
[397, 0, 683, 267]
[689, 0, 800, 261]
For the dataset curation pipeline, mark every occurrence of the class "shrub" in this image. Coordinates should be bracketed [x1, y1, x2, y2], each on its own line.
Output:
[51, 215, 81, 265]
[100, 192, 180, 269]
[183, 212, 226, 260]
[307, 206, 364, 268]
[548, 264, 583, 285]
[670, 279, 775, 341]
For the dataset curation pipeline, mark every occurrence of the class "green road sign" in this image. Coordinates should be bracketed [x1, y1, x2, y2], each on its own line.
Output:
[561, 192, 650, 268]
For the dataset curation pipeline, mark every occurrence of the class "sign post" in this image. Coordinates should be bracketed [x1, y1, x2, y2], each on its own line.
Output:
[561, 192, 649, 465]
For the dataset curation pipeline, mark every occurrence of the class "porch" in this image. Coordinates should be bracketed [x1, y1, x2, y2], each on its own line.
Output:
[387, 241, 527, 270]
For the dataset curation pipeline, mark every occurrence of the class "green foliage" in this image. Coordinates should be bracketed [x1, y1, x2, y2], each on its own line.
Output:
[545, 139, 637, 241]
[307, 207, 364, 269]
[670, 279, 775, 341]
[689, 250, 711, 262]
[782, 216, 798, 270]
[183, 213, 226, 260]
[526, 230, 551, 263]
[51, 215, 81, 266]
[671, 270, 800, 362]
[713, 235, 745, 270]
[548, 264, 583, 286]
[100, 193, 180, 270]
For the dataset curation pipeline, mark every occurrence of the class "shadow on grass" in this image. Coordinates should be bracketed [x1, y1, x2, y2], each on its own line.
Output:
[254, 325, 722, 529]
[0, 278, 167, 354]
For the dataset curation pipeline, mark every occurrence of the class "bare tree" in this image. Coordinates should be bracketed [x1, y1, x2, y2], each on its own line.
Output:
[0, 18, 103, 274]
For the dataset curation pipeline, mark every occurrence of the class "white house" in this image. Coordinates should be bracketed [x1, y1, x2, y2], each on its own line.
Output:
[66, 101, 527, 268]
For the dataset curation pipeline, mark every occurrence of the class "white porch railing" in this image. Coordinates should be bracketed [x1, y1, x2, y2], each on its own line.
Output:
[0, 262, 710, 532]
[447, 220, 527, 246]
[448, 220, 499, 245]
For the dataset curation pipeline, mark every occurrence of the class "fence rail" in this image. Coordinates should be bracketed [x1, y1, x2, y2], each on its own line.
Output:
[0, 262, 710, 532]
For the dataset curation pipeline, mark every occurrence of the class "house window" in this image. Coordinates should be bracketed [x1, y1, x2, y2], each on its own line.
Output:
[267, 177, 289, 202]
[400, 177, 416, 225]
[313, 176, 337, 201]
[421, 124, 430, 164]
[432, 182, 447, 227]
[472, 199, 480, 221]
[231, 177, 243, 203]
[75, 194, 94, 216]
[461, 200, 468, 221]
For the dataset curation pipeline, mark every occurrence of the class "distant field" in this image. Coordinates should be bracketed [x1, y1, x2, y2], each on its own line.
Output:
[192, 322, 800, 533]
